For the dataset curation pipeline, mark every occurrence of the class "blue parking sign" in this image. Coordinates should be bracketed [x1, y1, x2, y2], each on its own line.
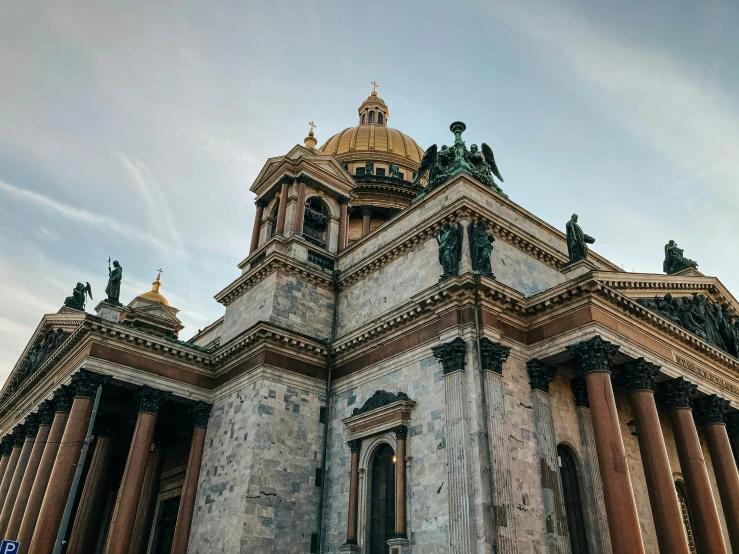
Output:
[0, 540, 19, 553]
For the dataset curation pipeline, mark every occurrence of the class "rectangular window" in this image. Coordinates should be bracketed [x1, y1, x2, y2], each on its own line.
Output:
[399, 172, 404, 180]
[355, 167, 365, 176]
[375, 168, 386, 177]
[310, 533, 319, 553]
[319, 406, 327, 424]
[315, 467, 323, 487]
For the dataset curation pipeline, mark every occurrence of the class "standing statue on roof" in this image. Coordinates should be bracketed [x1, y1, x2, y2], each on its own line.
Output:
[105, 259, 123, 305]
[566, 214, 595, 263]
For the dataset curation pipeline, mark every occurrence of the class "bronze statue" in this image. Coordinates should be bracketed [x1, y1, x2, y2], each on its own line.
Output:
[436, 222, 463, 280]
[105, 259, 123, 305]
[566, 214, 595, 262]
[663, 240, 698, 274]
[468, 220, 495, 277]
[64, 282, 93, 311]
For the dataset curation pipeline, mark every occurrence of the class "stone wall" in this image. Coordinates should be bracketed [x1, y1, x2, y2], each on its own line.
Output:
[188, 370, 325, 553]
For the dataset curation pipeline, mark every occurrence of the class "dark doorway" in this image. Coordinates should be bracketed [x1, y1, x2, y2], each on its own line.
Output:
[369, 444, 395, 554]
[149, 495, 181, 554]
[557, 445, 589, 554]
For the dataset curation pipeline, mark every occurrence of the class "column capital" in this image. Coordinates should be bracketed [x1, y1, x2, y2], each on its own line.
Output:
[693, 394, 730, 426]
[339, 196, 351, 206]
[566, 336, 620, 375]
[526, 358, 556, 393]
[348, 439, 362, 453]
[361, 205, 374, 217]
[134, 386, 170, 414]
[432, 338, 467, 374]
[479, 338, 511, 375]
[0, 437, 12, 456]
[11, 424, 26, 446]
[727, 412, 739, 440]
[190, 401, 212, 427]
[278, 174, 294, 185]
[24, 412, 40, 437]
[255, 198, 268, 208]
[394, 425, 408, 440]
[571, 377, 589, 407]
[53, 384, 74, 412]
[621, 357, 661, 392]
[657, 377, 697, 410]
[37, 399, 56, 425]
[70, 370, 109, 399]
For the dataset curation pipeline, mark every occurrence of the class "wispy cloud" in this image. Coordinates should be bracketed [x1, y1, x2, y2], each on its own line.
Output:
[0, 179, 181, 255]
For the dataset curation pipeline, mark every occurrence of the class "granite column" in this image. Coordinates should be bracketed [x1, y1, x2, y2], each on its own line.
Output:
[0, 426, 25, 514]
[658, 378, 727, 554]
[693, 395, 739, 553]
[567, 337, 644, 554]
[293, 178, 306, 235]
[17, 385, 73, 554]
[29, 370, 107, 554]
[0, 439, 11, 502]
[249, 199, 267, 254]
[170, 402, 212, 554]
[361, 206, 372, 237]
[622, 359, 690, 554]
[338, 198, 350, 251]
[104, 386, 168, 554]
[0, 415, 39, 537]
[728, 413, 739, 466]
[274, 177, 290, 236]
[343, 439, 361, 548]
[393, 425, 408, 538]
[526, 359, 571, 554]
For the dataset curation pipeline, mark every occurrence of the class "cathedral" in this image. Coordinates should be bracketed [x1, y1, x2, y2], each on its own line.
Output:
[1, 87, 739, 554]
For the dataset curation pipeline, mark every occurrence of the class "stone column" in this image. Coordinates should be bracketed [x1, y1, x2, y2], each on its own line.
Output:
[693, 395, 739, 553]
[274, 177, 290, 236]
[728, 412, 739, 466]
[567, 337, 644, 554]
[433, 338, 476, 553]
[249, 198, 267, 254]
[393, 425, 408, 538]
[361, 206, 373, 237]
[0, 415, 39, 536]
[65, 424, 114, 554]
[571, 378, 612, 554]
[170, 401, 212, 554]
[6, 401, 55, 539]
[17, 385, 73, 554]
[338, 197, 350, 251]
[104, 386, 168, 554]
[658, 377, 727, 554]
[526, 359, 571, 554]
[129, 439, 164, 554]
[0, 439, 11, 499]
[479, 338, 518, 554]
[343, 439, 362, 549]
[293, 178, 307, 235]
[29, 370, 107, 554]
[0, 426, 25, 513]
[622, 359, 690, 554]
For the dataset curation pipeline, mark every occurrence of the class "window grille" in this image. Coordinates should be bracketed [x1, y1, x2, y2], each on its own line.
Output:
[369, 444, 395, 554]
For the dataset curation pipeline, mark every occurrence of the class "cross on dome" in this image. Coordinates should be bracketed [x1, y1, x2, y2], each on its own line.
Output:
[371, 81, 378, 95]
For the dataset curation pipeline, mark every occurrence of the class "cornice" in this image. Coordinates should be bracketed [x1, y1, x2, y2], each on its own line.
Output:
[216, 250, 334, 307]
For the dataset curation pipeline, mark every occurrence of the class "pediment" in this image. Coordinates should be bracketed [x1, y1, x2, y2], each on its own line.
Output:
[342, 390, 416, 440]
[1, 312, 85, 400]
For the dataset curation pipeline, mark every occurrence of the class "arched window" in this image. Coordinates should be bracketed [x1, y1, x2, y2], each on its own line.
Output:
[676, 482, 698, 554]
[557, 445, 589, 554]
[302, 197, 329, 249]
[378, 112, 384, 125]
[368, 111, 375, 124]
[369, 444, 395, 554]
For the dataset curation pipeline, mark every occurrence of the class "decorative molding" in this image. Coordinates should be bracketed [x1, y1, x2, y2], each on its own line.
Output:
[343, 396, 416, 441]
[526, 359, 556, 393]
[11, 424, 26, 446]
[348, 439, 362, 453]
[23, 412, 39, 438]
[352, 390, 411, 416]
[70, 369, 109, 399]
[190, 401, 212, 427]
[692, 394, 730, 426]
[53, 385, 74, 413]
[432, 337, 467, 375]
[393, 424, 408, 440]
[37, 399, 56, 425]
[657, 377, 698, 411]
[566, 336, 620, 375]
[571, 377, 589, 407]
[134, 385, 170, 414]
[621, 358, 661, 392]
[727, 412, 739, 439]
[0, 437, 12, 456]
[479, 338, 511, 374]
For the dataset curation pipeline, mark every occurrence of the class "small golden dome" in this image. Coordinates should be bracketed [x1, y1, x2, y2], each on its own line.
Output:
[138, 271, 169, 306]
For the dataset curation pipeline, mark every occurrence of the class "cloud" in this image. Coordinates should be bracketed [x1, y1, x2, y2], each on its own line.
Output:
[0, 179, 181, 255]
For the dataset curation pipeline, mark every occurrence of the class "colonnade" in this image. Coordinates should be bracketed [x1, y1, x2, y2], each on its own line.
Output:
[0, 369, 211, 554]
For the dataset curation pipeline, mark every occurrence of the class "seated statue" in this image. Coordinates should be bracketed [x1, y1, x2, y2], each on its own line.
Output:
[663, 240, 698, 274]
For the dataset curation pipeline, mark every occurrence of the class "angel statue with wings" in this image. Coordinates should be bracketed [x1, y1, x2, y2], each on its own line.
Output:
[64, 281, 93, 311]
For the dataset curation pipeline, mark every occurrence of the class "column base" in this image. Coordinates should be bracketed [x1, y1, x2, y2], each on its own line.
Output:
[387, 536, 411, 554]
[340, 543, 361, 553]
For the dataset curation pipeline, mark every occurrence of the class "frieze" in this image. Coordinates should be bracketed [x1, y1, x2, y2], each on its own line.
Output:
[673, 353, 739, 396]
[5, 327, 71, 398]
[352, 390, 411, 416]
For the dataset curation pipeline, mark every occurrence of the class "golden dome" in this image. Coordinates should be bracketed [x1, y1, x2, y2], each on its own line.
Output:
[319, 90, 425, 166]
[138, 271, 169, 306]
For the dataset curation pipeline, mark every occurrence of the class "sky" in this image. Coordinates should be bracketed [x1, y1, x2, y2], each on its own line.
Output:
[1, 0, 738, 383]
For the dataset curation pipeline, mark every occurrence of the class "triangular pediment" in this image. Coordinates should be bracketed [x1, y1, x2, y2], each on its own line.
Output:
[0, 311, 86, 400]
